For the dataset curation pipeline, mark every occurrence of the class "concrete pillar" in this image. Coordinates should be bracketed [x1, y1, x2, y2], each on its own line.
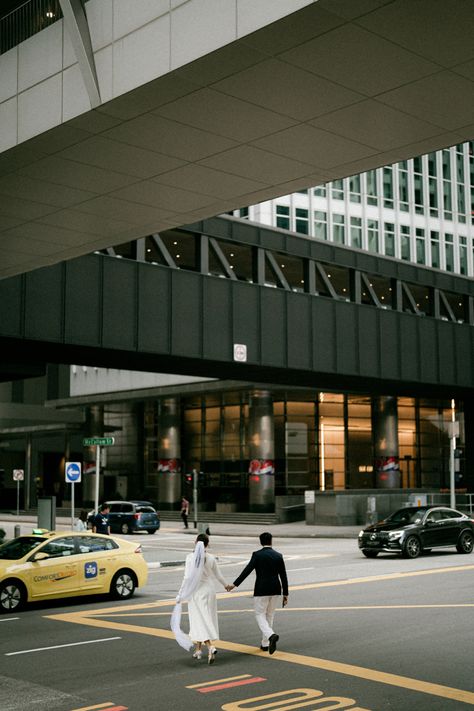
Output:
[157, 398, 181, 509]
[83, 405, 104, 503]
[248, 390, 275, 512]
[372, 396, 400, 488]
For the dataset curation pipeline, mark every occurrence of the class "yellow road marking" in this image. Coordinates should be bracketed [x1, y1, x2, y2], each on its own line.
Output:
[187, 675, 252, 689]
[46, 563, 474, 707]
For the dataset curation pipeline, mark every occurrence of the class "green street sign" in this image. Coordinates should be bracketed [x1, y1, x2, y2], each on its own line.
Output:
[82, 437, 115, 447]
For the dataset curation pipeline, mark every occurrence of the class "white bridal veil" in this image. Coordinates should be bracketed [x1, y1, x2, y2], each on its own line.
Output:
[170, 540, 205, 650]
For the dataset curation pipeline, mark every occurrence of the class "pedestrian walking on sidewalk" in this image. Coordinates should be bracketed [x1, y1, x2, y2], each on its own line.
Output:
[180, 497, 189, 529]
[227, 531, 288, 654]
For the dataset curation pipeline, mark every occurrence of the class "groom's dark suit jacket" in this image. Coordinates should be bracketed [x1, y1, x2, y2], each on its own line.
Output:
[233, 546, 288, 597]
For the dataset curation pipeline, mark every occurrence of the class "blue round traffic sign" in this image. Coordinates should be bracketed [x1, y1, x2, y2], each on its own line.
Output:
[65, 461, 81, 483]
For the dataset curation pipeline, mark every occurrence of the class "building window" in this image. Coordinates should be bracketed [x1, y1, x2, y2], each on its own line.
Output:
[276, 204, 290, 230]
[331, 179, 344, 201]
[314, 185, 326, 197]
[314, 210, 327, 240]
[430, 231, 440, 269]
[333, 214, 345, 244]
[295, 207, 309, 235]
[366, 170, 378, 206]
[443, 181, 452, 220]
[445, 233, 454, 272]
[398, 164, 409, 211]
[415, 228, 425, 265]
[350, 217, 362, 248]
[400, 225, 410, 261]
[459, 236, 468, 275]
[429, 177, 438, 217]
[384, 222, 395, 257]
[349, 175, 361, 203]
[367, 219, 379, 252]
[383, 167, 393, 208]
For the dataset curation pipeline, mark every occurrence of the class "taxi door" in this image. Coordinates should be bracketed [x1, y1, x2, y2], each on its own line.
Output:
[27, 536, 80, 599]
[75, 535, 118, 593]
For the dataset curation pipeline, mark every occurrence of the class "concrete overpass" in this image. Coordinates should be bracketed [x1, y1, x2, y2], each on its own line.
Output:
[0, 0, 473, 279]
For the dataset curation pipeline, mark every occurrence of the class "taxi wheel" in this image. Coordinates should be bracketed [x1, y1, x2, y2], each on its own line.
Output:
[0, 579, 26, 612]
[111, 570, 136, 599]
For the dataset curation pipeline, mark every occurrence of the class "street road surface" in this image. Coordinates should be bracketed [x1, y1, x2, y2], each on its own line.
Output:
[1, 526, 473, 710]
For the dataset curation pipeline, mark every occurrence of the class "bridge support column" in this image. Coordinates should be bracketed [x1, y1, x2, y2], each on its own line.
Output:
[372, 396, 400, 488]
[157, 398, 181, 510]
[83, 405, 104, 503]
[248, 390, 275, 512]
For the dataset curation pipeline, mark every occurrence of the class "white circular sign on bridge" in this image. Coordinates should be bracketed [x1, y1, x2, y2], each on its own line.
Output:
[13, 469, 24, 481]
[65, 461, 82, 483]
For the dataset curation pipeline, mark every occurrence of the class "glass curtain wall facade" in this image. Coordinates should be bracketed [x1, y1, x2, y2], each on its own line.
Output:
[143, 392, 461, 510]
[234, 142, 474, 277]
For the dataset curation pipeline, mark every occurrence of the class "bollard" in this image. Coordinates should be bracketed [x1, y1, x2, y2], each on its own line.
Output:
[14, 524, 21, 538]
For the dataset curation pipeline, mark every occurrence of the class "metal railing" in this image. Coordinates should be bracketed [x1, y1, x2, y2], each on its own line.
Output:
[0, 0, 62, 55]
[426, 492, 474, 515]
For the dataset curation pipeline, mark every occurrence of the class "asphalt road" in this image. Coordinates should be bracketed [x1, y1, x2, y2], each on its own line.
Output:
[1, 528, 473, 711]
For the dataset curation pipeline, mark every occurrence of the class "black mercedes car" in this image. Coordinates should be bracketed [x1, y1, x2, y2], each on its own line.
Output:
[358, 505, 474, 559]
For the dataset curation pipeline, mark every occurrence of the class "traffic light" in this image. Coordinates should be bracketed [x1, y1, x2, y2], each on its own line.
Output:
[0, 469, 4, 488]
[185, 473, 193, 485]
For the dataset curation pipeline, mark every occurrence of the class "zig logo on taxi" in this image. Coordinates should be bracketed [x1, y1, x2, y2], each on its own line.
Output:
[84, 562, 98, 579]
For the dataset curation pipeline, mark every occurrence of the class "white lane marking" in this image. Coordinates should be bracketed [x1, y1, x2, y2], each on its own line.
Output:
[5, 636, 121, 656]
[0, 617, 20, 623]
[287, 567, 314, 572]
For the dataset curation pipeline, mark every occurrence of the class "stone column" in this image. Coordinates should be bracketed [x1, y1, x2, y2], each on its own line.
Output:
[372, 396, 400, 488]
[248, 390, 275, 512]
[157, 398, 181, 509]
[83, 405, 104, 504]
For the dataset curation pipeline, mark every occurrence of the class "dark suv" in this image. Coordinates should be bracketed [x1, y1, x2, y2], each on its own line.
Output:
[95, 500, 160, 535]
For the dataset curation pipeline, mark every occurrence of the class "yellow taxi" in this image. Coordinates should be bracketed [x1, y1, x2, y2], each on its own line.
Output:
[0, 530, 148, 612]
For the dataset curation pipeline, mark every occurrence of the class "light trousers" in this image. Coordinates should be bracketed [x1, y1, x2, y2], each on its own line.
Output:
[253, 595, 280, 646]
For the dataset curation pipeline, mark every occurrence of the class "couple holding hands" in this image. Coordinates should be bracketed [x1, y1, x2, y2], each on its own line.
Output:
[171, 531, 288, 663]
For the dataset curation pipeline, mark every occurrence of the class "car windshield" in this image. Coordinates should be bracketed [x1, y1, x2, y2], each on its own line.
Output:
[0, 536, 47, 560]
[385, 509, 424, 525]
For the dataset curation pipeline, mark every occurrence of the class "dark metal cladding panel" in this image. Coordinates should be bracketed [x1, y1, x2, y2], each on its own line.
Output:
[0, 274, 23, 337]
[454, 325, 472, 387]
[170, 270, 202, 357]
[102, 258, 137, 350]
[358, 307, 379, 378]
[418, 318, 439, 383]
[354, 253, 377, 273]
[286, 235, 311, 257]
[261, 227, 285, 251]
[203, 277, 232, 361]
[232, 281, 260, 364]
[260, 288, 286, 367]
[24, 264, 63, 341]
[379, 310, 401, 380]
[64, 256, 101, 346]
[137, 264, 171, 353]
[335, 301, 359, 374]
[437, 321, 456, 384]
[310, 241, 334, 263]
[399, 315, 420, 381]
[312, 298, 336, 373]
[287, 293, 311, 370]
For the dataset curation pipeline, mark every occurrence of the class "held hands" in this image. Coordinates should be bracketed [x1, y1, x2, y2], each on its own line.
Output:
[282, 595, 288, 608]
[225, 584, 235, 592]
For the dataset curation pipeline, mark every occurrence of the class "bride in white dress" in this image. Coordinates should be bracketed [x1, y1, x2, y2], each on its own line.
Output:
[172, 533, 228, 664]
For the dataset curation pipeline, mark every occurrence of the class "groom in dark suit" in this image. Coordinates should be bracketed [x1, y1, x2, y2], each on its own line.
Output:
[227, 532, 288, 654]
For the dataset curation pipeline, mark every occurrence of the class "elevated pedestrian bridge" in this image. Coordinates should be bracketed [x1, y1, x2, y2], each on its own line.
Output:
[1, 216, 473, 398]
[0, 0, 472, 279]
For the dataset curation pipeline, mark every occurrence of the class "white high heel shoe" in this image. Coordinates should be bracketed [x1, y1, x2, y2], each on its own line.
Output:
[208, 646, 218, 664]
[192, 649, 202, 660]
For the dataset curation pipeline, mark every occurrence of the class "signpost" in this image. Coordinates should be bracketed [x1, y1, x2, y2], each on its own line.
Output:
[82, 437, 115, 515]
[13, 469, 24, 516]
[65, 462, 81, 529]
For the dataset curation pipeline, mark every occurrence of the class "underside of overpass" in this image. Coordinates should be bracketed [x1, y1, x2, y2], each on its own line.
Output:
[0, 0, 473, 279]
[1, 216, 474, 399]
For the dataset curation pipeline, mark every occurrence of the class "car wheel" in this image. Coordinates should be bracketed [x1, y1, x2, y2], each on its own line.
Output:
[120, 522, 131, 535]
[362, 550, 378, 558]
[402, 535, 421, 559]
[111, 570, 136, 599]
[147, 529, 156, 535]
[0, 579, 26, 612]
[456, 530, 474, 554]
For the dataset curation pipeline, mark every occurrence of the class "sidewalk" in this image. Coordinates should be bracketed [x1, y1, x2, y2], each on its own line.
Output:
[0, 513, 360, 541]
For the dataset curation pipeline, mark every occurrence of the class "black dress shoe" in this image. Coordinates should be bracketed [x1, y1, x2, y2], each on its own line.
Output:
[260, 645, 269, 651]
[268, 634, 279, 655]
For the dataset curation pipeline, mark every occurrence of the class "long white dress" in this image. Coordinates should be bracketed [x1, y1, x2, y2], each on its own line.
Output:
[185, 552, 226, 642]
